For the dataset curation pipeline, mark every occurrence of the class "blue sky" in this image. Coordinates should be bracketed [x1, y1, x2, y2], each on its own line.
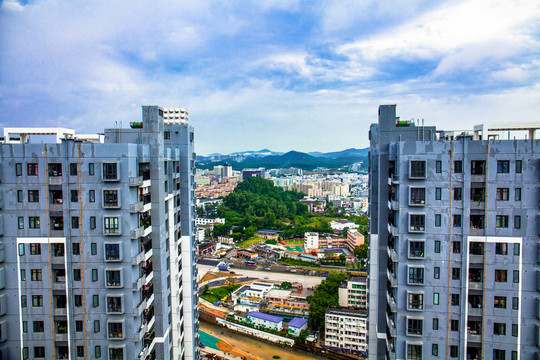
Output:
[1, 0, 539, 155]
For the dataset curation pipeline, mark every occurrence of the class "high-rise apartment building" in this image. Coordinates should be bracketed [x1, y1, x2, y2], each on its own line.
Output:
[368, 105, 540, 359]
[0, 106, 199, 360]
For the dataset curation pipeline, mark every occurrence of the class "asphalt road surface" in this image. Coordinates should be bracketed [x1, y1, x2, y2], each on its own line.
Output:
[198, 264, 325, 289]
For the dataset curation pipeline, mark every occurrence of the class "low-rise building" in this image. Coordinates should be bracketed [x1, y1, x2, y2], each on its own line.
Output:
[304, 232, 319, 250]
[217, 236, 234, 245]
[325, 307, 368, 355]
[195, 217, 226, 226]
[237, 249, 258, 260]
[329, 219, 359, 232]
[287, 318, 308, 337]
[338, 276, 368, 309]
[267, 289, 292, 305]
[257, 229, 283, 240]
[346, 230, 365, 250]
[197, 241, 218, 255]
[232, 283, 273, 313]
[246, 311, 284, 331]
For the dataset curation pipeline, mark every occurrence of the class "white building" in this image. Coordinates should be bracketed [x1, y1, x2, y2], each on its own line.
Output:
[194, 217, 225, 226]
[325, 308, 368, 355]
[287, 318, 308, 337]
[246, 311, 284, 331]
[304, 232, 319, 250]
[338, 276, 368, 309]
[329, 219, 359, 232]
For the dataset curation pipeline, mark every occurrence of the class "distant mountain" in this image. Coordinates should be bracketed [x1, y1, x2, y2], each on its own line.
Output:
[196, 148, 369, 171]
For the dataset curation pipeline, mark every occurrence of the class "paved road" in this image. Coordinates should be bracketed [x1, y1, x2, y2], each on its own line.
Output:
[198, 264, 325, 289]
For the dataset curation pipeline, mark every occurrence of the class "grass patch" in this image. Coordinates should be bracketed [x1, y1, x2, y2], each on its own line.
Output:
[236, 236, 266, 248]
[283, 239, 304, 245]
[200, 284, 241, 303]
[280, 258, 320, 268]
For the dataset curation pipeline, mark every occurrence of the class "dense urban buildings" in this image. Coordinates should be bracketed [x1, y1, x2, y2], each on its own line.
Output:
[324, 307, 368, 355]
[368, 104, 540, 359]
[0, 106, 199, 360]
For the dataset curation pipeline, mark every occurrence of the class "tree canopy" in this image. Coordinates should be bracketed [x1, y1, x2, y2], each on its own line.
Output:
[307, 272, 347, 330]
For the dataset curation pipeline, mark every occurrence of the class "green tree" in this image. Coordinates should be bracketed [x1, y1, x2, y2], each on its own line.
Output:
[307, 272, 347, 330]
[280, 281, 292, 289]
[354, 244, 368, 259]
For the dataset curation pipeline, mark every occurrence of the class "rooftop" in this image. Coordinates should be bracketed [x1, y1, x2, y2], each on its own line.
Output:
[326, 307, 367, 317]
[288, 317, 308, 328]
[247, 311, 284, 323]
[267, 289, 292, 298]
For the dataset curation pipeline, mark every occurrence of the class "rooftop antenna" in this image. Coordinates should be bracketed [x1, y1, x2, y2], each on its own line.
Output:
[422, 119, 425, 141]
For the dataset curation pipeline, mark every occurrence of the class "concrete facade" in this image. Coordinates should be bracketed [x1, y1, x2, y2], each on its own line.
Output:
[338, 276, 368, 309]
[325, 307, 367, 354]
[368, 104, 540, 359]
[0, 106, 199, 360]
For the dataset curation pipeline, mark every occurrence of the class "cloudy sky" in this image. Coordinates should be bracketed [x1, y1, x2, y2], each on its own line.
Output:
[1, 0, 539, 155]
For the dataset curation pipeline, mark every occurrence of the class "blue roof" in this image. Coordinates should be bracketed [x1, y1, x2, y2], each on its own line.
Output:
[258, 229, 284, 234]
[324, 248, 346, 254]
[288, 317, 308, 328]
[247, 311, 283, 323]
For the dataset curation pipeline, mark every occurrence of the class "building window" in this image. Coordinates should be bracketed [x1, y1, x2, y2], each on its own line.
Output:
[513, 270, 519, 283]
[435, 214, 441, 227]
[91, 242, 97, 255]
[436, 160, 442, 173]
[17, 190, 23, 202]
[409, 241, 424, 258]
[434, 267, 440, 279]
[513, 243, 520, 255]
[410, 160, 426, 178]
[515, 160, 522, 173]
[109, 348, 124, 360]
[33, 321, 44, 332]
[72, 216, 79, 229]
[76, 320, 83, 332]
[512, 324, 518, 337]
[454, 160, 462, 173]
[95, 346, 101, 358]
[22, 321, 27, 333]
[408, 293, 423, 310]
[452, 241, 461, 254]
[92, 269, 98, 282]
[495, 269, 507, 282]
[72, 243, 80, 255]
[106, 270, 122, 287]
[93, 295, 99, 307]
[70, 163, 78, 176]
[433, 318, 439, 330]
[451, 268, 460, 280]
[453, 187, 462, 201]
[515, 188, 521, 201]
[27, 163, 38, 176]
[34, 347, 45, 358]
[103, 162, 118, 180]
[494, 323, 506, 335]
[16, 163, 22, 176]
[18, 217, 24, 229]
[471, 160, 485, 175]
[27, 216, 40, 230]
[450, 346, 458, 358]
[103, 190, 119, 207]
[408, 267, 424, 284]
[451, 294, 459, 306]
[433, 293, 439, 305]
[495, 243, 507, 255]
[73, 269, 81, 281]
[435, 188, 441, 200]
[494, 350, 505, 360]
[32, 295, 43, 307]
[410, 187, 426, 205]
[104, 217, 120, 234]
[496, 188, 509, 201]
[94, 320, 100, 333]
[20, 269, 26, 281]
[74, 295, 83, 307]
[89, 163, 95, 176]
[108, 322, 124, 339]
[497, 160, 510, 173]
[28, 190, 39, 202]
[107, 296, 122, 313]
[164, 131, 171, 140]
[105, 243, 121, 261]
[31, 269, 42, 281]
[494, 296, 506, 308]
[21, 295, 27, 307]
[30, 243, 41, 255]
[453, 215, 461, 227]
[512, 215, 521, 230]
[90, 216, 96, 229]
[71, 189, 78, 202]
[512, 297, 519, 310]
[434, 241, 441, 253]
[77, 346, 84, 357]
[451, 319, 458, 331]
[496, 215, 509, 228]
[89, 190, 95, 202]
[409, 214, 425, 232]
[407, 318, 423, 336]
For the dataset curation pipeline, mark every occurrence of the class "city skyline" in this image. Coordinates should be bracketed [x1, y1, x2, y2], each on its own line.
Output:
[1, 0, 539, 155]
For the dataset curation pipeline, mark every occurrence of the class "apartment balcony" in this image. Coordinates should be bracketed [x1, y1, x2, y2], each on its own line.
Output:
[387, 269, 396, 288]
[51, 255, 65, 265]
[469, 281, 483, 291]
[146, 293, 155, 309]
[131, 201, 144, 213]
[142, 225, 152, 238]
[0, 243, 4, 263]
[470, 228, 485, 236]
[132, 251, 145, 266]
[386, 291, 396, 312]
[54, 307, 68, 316]
[468, 307, 483, 317]
[49, 177, 63, 185]
[467, 333, 482, 343]
[133, 276, 145, 291]
[130, 176, 143, 187]
[52, 276, 66, 290]
[131, 226, 144, 239]
[469, 254, 484, 263]
[470, 201, 485, 210]
[385, 313, 396, 337]
[387, 223, 398, 235]
[387, 246, 399, 263]
[54, 333, 68, 342]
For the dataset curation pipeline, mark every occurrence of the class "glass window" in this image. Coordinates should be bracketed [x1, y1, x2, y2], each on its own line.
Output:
[452, 241, 461, 254]
[28, 190, 39, 202]
[73, 269, 81, 281]
[18, 243, 25, 256]
[72, 243, 80, 255]
[410, 214, 425, 232]
[450, 346, 458, 358]
[71, 216, 79, 229]
[495, 243, 507, 255]
[408, 267, 424, 284]
[495, 269, 507, 282]
[21, 295, 27, 307]
[89, 190, 95, 202]
[435, 188, 441, 200]
[108, 322, 124, 339]
[408, 293, 423, 310]
[435, 214, 441, 227]
[453, 215, 461, 227]
[22, 321, 27, 333]
[515, 188, 521, 201]
[513, 243, 520, 255]
[514, 215, 521, 229]
[103, 162, 118, 180]
[513, 270, 519, 283]
[33, 321, 44, 332]
[407, 318, 423, 335]
[17, 190, 23, 202]
[20, 269, 26, 281]
[515, 160, 522, 173]
[74, 295, 82, 307]
[29, 217, 40, 229]
[164, 131, 171, 140]
[90, 216, 96, 229]
[433, 293, 439, 305]
[494, 323, 506, 335]
[512, 324, 518, 337]
[434, 267, 440, 279]
[451, 294, 459, 306]
[95, 346, 101, 358]
[30, 243, 41, 255]
[410, 160, 426, 178]
[75, 320, 83, 332]
[434, 241, 441, 253]
[409, 241, 424, 258]
[18, 217, 24, 229]
[436, 160, 442, 173]
[106, 270, 121, 287]
[496, 188, 509, 200]
[109, 348, 124, 360]
[31, 269, 42, 281]
[107, 296, 122, 313]
[91, 242, 97, 255]
[94, 320, 100, 333]
[512, 297, 519, 310]
[92, 269, 98, 282]
[410, 187, 426, 205]
[16, 163, 22, 176]
[104, 217, 120, 234]
[496, 215, 509, 228]
[77, 346, 84, 357]
[27, 163, 38, 176]
[433, 318, 439, 330]
[453, 187, 462, 200]
[32, 295, 43, 307]
[494, 296, 506, 308]
[89, 163, 95, 176]
[471, 160, 485, 174]
[71, 189, 78, 202]
[451, 319, 458, 331]
[454, 160, 462, 173]
[497, 160, 510, 173]
[452, 268, 460, 280]
[70, 163, 78, 176]
[105, 244, 121, 261]
[93, 295, 99, 307]
[103, 190, 119, 207]
[34, 347, 45, 358]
